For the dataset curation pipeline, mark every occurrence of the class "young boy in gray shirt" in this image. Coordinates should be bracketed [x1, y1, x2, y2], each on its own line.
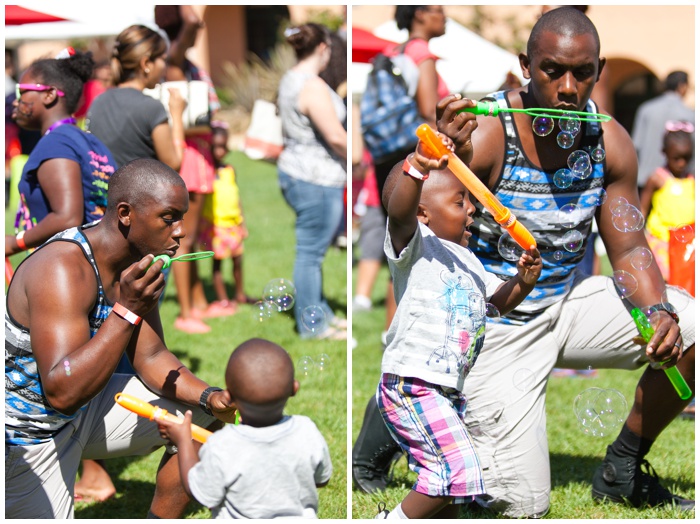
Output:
[375, 133, 542, 519]
[156, 338, 332, 519]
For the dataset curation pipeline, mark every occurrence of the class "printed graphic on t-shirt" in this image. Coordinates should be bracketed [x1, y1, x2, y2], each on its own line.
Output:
[426, 269, 485, 376]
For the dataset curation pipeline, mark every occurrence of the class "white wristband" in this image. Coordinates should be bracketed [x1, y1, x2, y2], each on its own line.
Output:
[402, 158, 429, 181]
[112, 302, 142, 325]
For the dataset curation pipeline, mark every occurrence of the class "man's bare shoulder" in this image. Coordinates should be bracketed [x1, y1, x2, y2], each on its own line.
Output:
[17, 241, 98, 293]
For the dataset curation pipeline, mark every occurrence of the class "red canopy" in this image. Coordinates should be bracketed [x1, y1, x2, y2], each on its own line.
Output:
[352, 26, 397, 63]
[5, 5, 68, 25]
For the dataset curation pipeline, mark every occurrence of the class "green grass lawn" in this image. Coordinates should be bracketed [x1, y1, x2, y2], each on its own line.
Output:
[6, 151, 348, 519]
[351, 263, 695, 519]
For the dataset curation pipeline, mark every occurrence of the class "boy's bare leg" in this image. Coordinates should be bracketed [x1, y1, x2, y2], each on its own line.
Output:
[399, 491, 453, 519]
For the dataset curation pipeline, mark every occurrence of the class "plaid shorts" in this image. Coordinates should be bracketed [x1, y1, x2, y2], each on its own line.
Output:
[377, 373, 484, 500]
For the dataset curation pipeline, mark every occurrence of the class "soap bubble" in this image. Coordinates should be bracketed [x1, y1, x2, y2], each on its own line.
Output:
[556, 131, 575, 149]
[533, 116, 554, 136]
[485, 303, 501, 318]
[612, 270, 638, 299]
[263, 278, 296, 312]
[253, 300, 276, 322]
[63, 360, 72, 376]
[553, 168, 573, 189]
[630, 247, 653, 271]
[498, 233, 522, 261]
[590, 147, 606, 162]
[672, 224, 694, 243]
[558, 113, 581, 134]
[662, 286, 692, 314]
[571, 157, 591, 180]
[562, 230, 584, 252]
[297, 356, 315, 377]
[567, 150, 589, 170]
[611, 205, 644, 232]
[513, 368, 535, 391]
[573, 163, 593, 181]
[316, 353, 331, 372]
[301, 305, 327, 334]
[553, 250, 564, 261]
[609, 196, 628, 216]
[594, 189, 607, 206]
[574, 388, 628, 437]
[558, 203, 582, 229]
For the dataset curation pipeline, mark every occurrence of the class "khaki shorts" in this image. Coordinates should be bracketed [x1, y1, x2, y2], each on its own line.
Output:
[5, 374, 215, 519]
[462, 273, 695, 517]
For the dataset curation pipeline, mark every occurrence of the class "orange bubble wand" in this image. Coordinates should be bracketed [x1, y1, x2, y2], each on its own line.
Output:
[115, 392, 213, 443]
[416, 124, 536, 250]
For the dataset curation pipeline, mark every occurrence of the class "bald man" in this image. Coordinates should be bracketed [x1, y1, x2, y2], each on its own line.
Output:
[157, 338, 332, 519]
[5, 158, 237, 518]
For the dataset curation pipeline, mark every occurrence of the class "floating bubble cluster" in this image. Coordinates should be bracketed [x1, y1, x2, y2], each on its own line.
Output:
[498, 233, 522, 261]
[533, 116, 554, 136]
[553, 168, 573, 189]
[562, 230, 584, 252]
[573, 387, 628, 437]
[297, 354, 331, 378]
[609, 196, 628, 216]
[513, 368, 536, 391]
[612, 270, 638, 299]
[263, 278, 296, 312]
[253, 278, 297, 322]
[559, 113, 581, 134]
[611, 204, 644, 232]
[672, 224, 694, 243]
[630, 247, 653, 271]
[297, 356, 315, 377]
[567, 150, 592, 180]
[301, 305, 327, 334]
[558, 203, 582, 229]
[594, 188, 607, 206]
[662, 287, 691, 314]
[64, 360, 72, 376]
[316, 353, 331, 372]
[556, 131, 575, 149]
[590, 147, 606, 162]
[485, 303, 501, 318]
[253, 300, 276, 323]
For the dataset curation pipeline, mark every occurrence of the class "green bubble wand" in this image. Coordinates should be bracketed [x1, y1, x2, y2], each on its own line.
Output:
[630, 308, 692, 400]
[457, 100, 612, 123]
[150, 250, 214, 269]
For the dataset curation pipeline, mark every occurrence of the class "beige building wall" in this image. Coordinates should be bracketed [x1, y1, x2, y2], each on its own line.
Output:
[352, 5, 695, 109]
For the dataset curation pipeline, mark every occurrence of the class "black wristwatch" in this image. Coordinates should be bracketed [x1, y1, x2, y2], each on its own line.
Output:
[648, 303, 680, 324]
[199, 386, 223, 416]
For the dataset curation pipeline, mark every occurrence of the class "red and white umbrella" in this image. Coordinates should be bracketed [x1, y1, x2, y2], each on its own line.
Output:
[351, 26, 397, 64]
[5, 5, 69, 25]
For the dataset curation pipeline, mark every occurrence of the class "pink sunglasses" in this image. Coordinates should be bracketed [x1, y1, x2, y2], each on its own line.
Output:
[15, 83, 65, 100]
[665, 120, 694, 133]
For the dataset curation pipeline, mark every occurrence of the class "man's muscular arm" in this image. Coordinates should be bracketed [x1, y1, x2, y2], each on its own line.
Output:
[24, 248, 164, 415]
[597, 118, 683, 366]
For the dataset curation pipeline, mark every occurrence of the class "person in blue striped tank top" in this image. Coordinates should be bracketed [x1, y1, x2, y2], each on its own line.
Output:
[5, 158, 237, 519]
[354, 7, 694, 517]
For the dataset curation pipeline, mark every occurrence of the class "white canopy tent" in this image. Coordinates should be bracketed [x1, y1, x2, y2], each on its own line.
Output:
[351, 18, 526, 98]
